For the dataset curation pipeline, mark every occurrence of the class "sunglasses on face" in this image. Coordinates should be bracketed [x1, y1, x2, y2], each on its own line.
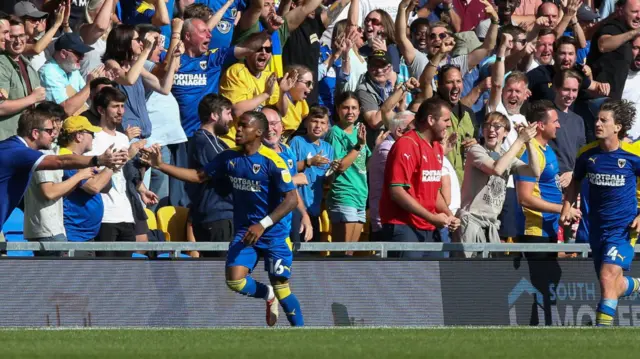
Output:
[364, 17, 382, 26]
[515, 39, 527, 45]
[38, 127, 55, 135]
[429, 32, 448, 40]
[297, 80, 314, 89]
[257, 46, 273, 54]
[80, 130, 95, 138]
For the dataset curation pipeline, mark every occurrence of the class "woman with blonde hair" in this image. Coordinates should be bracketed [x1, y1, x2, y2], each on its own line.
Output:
[281, 64, 313, 141]
[454, 112, 540, 257]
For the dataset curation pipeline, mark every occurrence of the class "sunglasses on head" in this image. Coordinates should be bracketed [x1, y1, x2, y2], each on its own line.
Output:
[429, 32, 448, 40]
[257, 46, 273, 54]
[364, 17, 382, 26]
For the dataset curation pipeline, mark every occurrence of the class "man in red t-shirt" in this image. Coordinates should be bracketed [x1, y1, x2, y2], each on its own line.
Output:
[379, 97, 460, 258]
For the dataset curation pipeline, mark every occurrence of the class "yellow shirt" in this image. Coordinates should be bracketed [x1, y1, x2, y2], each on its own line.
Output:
[282, 97, 309, 137]
[219, 63, 280, 146]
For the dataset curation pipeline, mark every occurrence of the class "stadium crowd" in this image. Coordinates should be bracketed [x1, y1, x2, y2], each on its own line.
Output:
[1, 0, 639, 259]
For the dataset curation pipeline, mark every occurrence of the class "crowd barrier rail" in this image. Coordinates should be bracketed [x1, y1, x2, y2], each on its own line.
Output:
[0, 242, 629, 258]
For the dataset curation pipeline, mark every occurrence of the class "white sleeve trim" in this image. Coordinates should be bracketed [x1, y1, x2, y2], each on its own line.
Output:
[30, 154, 47, 174]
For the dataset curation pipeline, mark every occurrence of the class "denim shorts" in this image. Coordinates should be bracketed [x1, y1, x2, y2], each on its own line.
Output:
[327, 203, 366, 223]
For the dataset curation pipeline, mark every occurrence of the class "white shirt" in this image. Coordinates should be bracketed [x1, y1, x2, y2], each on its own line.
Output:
[88, 131, 135, 224]
[623, 69, 640, 140]
[487, 99, 527, 188]
[442, 157, 461, 214]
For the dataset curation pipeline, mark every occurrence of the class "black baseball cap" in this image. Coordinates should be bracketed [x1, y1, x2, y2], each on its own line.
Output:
[368, 50, 392, 67]
[54, 33, 94, 54]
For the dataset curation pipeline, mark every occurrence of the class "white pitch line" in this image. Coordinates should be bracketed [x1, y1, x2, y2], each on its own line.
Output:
[1, 326, 640, 331]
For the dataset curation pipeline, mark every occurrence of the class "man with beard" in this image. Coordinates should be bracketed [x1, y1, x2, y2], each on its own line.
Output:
[527, 36, 610, 102]
[621, 35, 640, 141]
[0, 16, 46, 141]
[185, 94, 235, 256]
[397, 0, 500, 83]
[379, 97, 460, 258]
[219, 37, 291, 146]
[39, 33, 99, 117]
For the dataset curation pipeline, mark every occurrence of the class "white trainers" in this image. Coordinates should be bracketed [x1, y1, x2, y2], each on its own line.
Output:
[265, 286, 279, 327]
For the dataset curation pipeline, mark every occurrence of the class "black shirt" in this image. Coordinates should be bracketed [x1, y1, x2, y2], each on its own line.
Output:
[587, 16, 633, 100]
[527, 64, 592, 103]
[282, 10, 325, 106]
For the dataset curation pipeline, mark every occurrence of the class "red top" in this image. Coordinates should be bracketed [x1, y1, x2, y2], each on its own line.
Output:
[452, 0, 488, 32]
[379, 130, 444, 231]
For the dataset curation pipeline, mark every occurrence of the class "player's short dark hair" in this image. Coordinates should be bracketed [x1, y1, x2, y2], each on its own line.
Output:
[600, 99, 637, 139]
[198, 94, 232, 124]
[409, 18, 430, 35]
[416, 97, 451, 126]
[0, 11, 9, 20]
[36, 101, 67, 122]
[537, 27, 556, 39]
[305, 106, 330, 122]
[90, 77, 116, 93]
[497, 24, 525, 48]
[527, 99, 555, 124]
[135, 24, 162, 39]
[7, 15, 24, 26]
[438, 64, 461, 83]
[183, 3, 214, 20]
[94, 87, 127, 113]
[17, 107, 55, 137]
[553, 35, 578, 53]
[553, 68, 583, 89]
[243, 111, 268, 132]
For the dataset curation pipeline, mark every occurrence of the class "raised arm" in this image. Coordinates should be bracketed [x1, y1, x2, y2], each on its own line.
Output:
[380, 78, 419, 128]
[284, 0, 323, 32]
[598, 27, 640, 53]
[24, 5, 64, 56]
[237, 0, 264, 31]
[554, 0, 580, 40]
[468, 0, 499, 70]
[321, 0, 351, 28]
[474, 125, 536, 176]
[79, 0, 115, 45]
[149, 0, 170, 26]
[112, 35, 155, 86]
[141, 43, 181, 95]
[396, 0, 418, 66]
[488, 34, 510, 111]
[208, 0, 235, 31]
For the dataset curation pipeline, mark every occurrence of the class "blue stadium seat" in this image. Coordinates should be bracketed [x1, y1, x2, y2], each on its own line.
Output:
[2, 208, 33, 257]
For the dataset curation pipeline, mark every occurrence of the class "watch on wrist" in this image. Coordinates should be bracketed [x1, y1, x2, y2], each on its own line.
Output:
[354, 143, 363, 152]
[91, 155, 99, 167]
[495, 56, 504, 62]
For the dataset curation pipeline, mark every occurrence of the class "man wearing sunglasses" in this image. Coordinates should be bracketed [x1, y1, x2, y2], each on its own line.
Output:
[39, 33, 96, 118]
[0, 16, 46, 141]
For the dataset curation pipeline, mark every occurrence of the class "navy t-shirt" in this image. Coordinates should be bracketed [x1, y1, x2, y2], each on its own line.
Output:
[0, 136, 45, 230]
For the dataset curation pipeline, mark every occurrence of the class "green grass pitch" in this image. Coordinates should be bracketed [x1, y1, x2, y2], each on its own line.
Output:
[1, 327, 639, 358]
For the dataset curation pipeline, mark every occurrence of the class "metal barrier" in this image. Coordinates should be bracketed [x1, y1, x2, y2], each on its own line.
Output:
[0, 241, 627, 258]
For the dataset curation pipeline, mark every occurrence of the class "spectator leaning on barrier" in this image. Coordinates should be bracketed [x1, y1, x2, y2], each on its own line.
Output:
[325, 92, 369, 256]
[454, 112, 539, 258]
[39, 32, 97, 117]
[0, 16, 45, 141]
[186, 94, 234, 257]
[58, 115, 114, 257]
[0, 105, 127, 231]
[289, 106, 336, 243]
[514, 100, 580, 258]
[379, 97, 459, 259]
[368, 111, 414, 242]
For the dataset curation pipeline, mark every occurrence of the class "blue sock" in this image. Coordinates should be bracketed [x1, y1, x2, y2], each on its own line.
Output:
[274, 284, 304, 326]
[226, 276, 269, 299]
[623, 276, 640, 297]
[596, 298, 618, 326]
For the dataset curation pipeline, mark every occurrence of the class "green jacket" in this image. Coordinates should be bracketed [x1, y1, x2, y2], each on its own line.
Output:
[446, 103, 476, 181]
[0, 54, 41, 140]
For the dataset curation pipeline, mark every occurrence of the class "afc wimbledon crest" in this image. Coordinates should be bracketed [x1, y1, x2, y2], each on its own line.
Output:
[619, 158, 627, 168]
[199, 61, 207, 70]
[253, 164, 261, 174]
[287, 159, 294, 169]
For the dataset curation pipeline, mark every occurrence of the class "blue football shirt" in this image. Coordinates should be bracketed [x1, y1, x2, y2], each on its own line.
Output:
[203, 145, 296, 242]
[574, 141, 640, 234]
[196, 0, 247, 49]
[276, 143, 298, 232]
[62, 168, 104, 242]
[288, 136, 334, 217]
[172, 47, 236, 137]
[0, 136, 46, 230]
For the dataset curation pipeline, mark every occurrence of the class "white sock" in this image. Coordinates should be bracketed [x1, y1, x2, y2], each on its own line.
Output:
[266, 285, 275, 301]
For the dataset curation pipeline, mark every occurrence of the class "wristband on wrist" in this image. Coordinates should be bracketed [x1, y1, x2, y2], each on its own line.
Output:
[354, 143, 363, 151]
[91, 155, 99, 167]
[491, 19, 500, 25]
[259, 216, 274, 229]
[495, 56, 504, 62]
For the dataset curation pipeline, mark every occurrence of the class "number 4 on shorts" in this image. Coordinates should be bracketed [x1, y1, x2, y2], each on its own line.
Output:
[607, 247, 619, 261]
